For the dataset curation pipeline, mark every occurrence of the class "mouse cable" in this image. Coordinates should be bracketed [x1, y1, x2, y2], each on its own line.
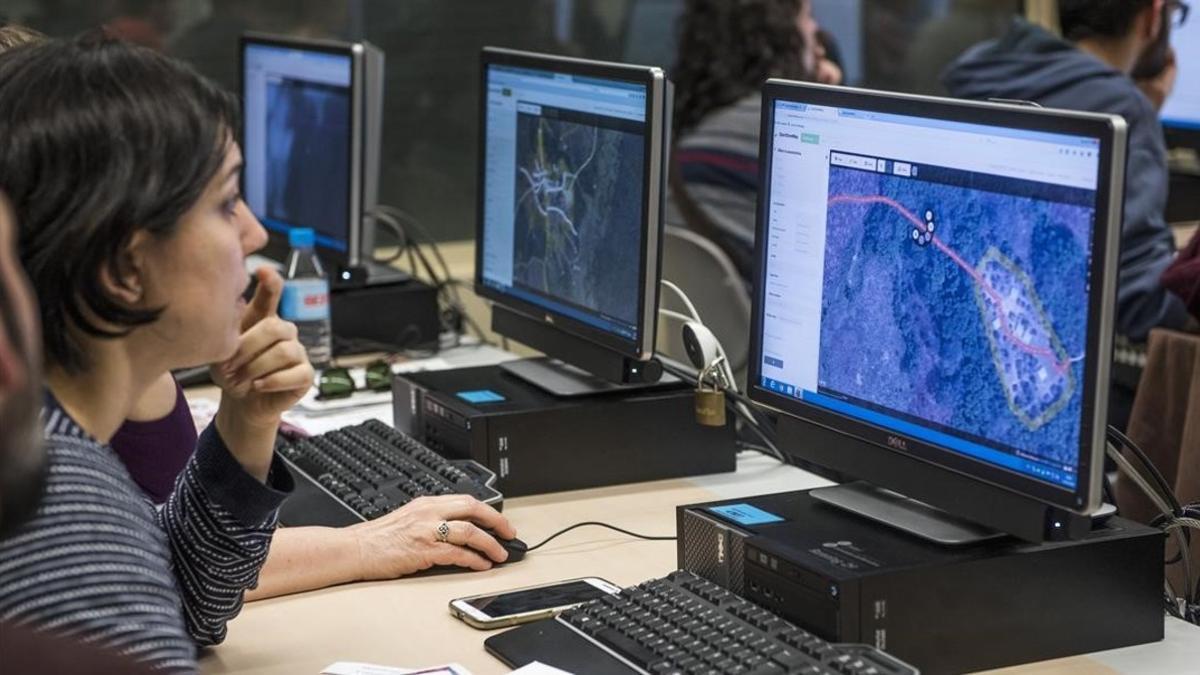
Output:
[525, 521, 677, 552]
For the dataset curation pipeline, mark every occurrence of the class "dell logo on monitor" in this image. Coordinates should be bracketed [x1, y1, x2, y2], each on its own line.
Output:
[544, 314, 555, 324]
[886, 435, 908, 451]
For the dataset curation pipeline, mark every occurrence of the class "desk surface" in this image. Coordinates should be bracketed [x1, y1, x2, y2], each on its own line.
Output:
[198, 451, 1200, 675]
[196, 348, 1200, 675]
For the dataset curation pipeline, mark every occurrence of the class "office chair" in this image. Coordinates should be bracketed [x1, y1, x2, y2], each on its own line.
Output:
[657, 225, 752, 387]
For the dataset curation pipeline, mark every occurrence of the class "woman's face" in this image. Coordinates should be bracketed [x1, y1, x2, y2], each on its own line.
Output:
[137, 141, 267, 369]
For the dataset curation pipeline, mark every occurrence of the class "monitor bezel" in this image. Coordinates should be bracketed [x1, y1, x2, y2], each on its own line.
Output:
[239, 32, 364, 266]
[475, 46, 666, 361]
[748, 79, 1125, 515]
[1164, 123, 1200, 153]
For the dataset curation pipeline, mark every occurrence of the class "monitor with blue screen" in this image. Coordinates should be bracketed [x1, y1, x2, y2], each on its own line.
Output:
[476, 48, 668, 362]
[241, 34, 383, 267]
[1161, 10, 1200, 132]
[749, 81, 1126, 540]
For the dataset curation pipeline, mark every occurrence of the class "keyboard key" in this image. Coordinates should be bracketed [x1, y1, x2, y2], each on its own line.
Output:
[771, 647, 808, 668]
[745, 663, 786, 675]
[596, 629, 665, 670]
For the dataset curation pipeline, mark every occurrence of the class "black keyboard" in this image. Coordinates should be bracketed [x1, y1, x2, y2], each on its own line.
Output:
[276, 418, 502, 527]
[486, 570, 918, 675]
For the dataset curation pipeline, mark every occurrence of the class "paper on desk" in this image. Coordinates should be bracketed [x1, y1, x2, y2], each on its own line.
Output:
[510, 663, 574, 674]
[320, 661, 571, 675]
[187, 397, 218, 434]
[321, 662, 472, 675]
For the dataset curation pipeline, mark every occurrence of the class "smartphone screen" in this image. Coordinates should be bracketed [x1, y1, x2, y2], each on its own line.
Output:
[465, 580, 613, 618]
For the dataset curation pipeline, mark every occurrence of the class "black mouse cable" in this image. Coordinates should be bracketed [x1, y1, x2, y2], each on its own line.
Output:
[524, 521, 677, 552]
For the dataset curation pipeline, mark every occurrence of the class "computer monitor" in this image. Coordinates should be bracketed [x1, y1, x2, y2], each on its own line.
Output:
[240, 33, 384, 272]
[1161, 12, 1200, 140]
[475, 47, 671, 392]
[749, 80, 1126, 543]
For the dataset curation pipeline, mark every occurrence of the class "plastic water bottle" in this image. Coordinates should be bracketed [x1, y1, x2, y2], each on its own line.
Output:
[280, 228, 332, 369]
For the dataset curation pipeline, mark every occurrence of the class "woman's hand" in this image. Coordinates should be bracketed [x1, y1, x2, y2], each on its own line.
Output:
[348, 495, 518, 579]
[212, 267, 314, 480]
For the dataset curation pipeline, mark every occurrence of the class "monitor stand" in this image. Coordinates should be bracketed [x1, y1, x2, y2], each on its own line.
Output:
[810, 481, 1007, 546]
[501, 357, 679, 398]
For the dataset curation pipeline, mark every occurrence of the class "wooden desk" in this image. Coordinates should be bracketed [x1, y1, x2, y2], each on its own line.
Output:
[197, 449, 1200, 674]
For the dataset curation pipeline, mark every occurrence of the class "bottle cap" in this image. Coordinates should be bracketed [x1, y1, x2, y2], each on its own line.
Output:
[288, 227, 316, 248]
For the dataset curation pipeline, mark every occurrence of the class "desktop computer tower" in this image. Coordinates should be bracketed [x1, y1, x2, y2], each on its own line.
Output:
[392, 365, 736, 497]
[678, 490, 1164, 675]
[330, 278, 440, 353]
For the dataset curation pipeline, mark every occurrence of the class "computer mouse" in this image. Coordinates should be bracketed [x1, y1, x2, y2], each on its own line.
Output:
[497, 535, 528, 563]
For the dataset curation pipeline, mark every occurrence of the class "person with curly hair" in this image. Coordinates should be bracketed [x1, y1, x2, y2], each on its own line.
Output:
[669, 0, 839, 277]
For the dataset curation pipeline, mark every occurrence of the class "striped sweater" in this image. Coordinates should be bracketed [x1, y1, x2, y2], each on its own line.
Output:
[670, 92, 764, 278]
[0, 398, 292, 672]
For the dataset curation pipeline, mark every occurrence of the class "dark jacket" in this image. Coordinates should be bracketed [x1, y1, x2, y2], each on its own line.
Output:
[942, 19, 1189, 342]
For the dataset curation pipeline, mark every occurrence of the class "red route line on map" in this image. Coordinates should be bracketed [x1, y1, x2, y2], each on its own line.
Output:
[827, 194, 1070, 375]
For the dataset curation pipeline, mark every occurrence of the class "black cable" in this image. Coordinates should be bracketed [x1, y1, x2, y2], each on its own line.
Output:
[1108, 433, 1199, 614]
[659, 360, 787, 465]
[367, 210, 411, 265]
[369, 205, 493, 345]
[525, 521, 676, 552]
[1101, 472, 1116, 508]
[440, 278, 492, 344]
[1107, 426, 1182, 515]
[376, 204, 463, 307]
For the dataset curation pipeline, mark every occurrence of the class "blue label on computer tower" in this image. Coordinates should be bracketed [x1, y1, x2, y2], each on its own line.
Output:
[708, 503, 785, 526]
[457, 389, 506, 404]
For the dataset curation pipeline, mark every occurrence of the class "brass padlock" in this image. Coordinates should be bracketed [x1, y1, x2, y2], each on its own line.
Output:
[694, 383, 727, 427]
[695, 358, 727, 427]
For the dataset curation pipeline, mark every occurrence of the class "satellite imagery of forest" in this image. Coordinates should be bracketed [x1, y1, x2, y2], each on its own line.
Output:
[511, 111, 643, 325]
[819, 165, 1094, 468]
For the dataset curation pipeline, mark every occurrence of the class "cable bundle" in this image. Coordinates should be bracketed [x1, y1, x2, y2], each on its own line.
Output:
[1107, 426, 1199, 625]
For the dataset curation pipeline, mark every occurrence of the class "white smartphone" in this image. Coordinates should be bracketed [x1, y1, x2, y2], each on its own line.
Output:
[449, 576, 621, 630]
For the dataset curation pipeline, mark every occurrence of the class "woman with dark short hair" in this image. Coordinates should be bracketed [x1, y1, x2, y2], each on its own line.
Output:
[0, 34, 511, 672]
[669, 0, 837, 278]
[0, 33, 305, 672]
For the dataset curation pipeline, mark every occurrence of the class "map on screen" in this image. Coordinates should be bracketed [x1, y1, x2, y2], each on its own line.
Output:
[817, 161, 1094, 468]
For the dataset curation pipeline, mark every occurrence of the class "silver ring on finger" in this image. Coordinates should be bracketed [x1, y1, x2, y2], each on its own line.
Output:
[436, 520, 451, 543]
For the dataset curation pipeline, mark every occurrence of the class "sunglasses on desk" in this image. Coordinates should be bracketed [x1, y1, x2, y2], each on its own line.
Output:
[316, 360, 393, 399]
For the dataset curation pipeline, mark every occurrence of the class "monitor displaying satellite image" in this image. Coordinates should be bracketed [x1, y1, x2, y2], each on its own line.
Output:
[817, 158, 1095, 469]
[510, 104, 645, 327]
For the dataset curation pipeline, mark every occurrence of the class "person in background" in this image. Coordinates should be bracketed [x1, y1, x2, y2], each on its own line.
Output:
[942, 0, 1189, 343]
[942, 0, 1192, 430]
[669, 0, 838, 278]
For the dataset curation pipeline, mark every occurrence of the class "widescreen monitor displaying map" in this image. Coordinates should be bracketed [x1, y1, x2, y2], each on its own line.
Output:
[477, 49, 667, 360]
[751, 82, 1124, 513]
